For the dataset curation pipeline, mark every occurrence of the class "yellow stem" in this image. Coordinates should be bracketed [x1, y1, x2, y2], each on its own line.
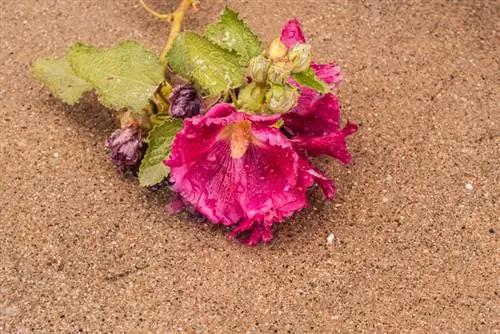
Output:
[140, 0, 198, 68]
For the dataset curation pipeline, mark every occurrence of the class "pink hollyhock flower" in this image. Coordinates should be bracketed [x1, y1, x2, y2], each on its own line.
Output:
[165, 103, 333, 245]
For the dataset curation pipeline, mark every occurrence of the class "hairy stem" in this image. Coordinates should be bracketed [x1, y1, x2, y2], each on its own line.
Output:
[140, 0, 198, 68]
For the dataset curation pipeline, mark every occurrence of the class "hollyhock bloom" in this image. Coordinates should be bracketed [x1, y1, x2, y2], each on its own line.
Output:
[169, 84, 203, 118]
[106, 124, 143, 172]
[165, 103, 333, 245]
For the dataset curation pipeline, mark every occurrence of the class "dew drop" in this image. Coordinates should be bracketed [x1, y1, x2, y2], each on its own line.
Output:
[206, 153, 216, 162]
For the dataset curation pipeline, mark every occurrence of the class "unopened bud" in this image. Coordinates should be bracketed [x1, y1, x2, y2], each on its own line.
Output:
[269, 38, 288, 60]
[267, 62, 292, 85]
[288, 44, 312, 73]
[238, 82, 266, 112]
[248, 55, 270, 83]
[169, 84, 203, 118]
[266, 84, 298, 114]
[106, 124, 144, 172]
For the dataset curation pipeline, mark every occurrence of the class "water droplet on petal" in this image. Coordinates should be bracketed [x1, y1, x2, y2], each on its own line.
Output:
[206, 153, 216, 162]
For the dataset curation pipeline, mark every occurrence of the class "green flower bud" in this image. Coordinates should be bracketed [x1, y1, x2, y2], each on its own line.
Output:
[238, 82, 266, 112]
[267, 62, 292, 85]
[269, 38, 288, 60]
[248, 55, 270, 83]
[266, 84, 298, 114]
[288, 44, 312, 73]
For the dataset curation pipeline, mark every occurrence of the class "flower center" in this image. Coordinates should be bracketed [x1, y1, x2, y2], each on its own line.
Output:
[219, 120, 260, 159]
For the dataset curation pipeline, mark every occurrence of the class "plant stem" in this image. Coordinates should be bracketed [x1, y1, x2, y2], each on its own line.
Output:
[140, 0, 198, 68]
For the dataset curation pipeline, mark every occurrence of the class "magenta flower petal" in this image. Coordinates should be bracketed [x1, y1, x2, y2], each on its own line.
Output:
[291, 133, 352, 164]
[298, 157, 336, 200]
[165, 104, 309, 228]
[280, 19, 306, 48]
[311, 62, 343, 89]
[228, 218, 274, 246]
[228, 157, 335, 245]
[283, 93, 341, 136]
[283, 93, 357, 163]
[289, 64, 342, 115]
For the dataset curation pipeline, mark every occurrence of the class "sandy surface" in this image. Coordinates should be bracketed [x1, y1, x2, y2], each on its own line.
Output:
[1, 0, 499, 332]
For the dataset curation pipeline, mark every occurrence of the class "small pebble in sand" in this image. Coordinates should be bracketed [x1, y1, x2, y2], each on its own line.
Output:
[465, 182, 473, 190]
[327, 233, 335, 244]
[53, 152, 59, 158]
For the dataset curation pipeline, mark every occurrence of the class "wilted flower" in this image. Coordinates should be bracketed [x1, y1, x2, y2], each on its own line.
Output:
[288, 44, 312, 73]
[266, 84, 298, 113]
[169, 84, 203, 118]
[268, 37, 288, 60]
[106, 124, 143, 172]
[248, 55, 270, 83]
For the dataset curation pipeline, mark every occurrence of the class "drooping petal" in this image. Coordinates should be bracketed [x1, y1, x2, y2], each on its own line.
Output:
[165, 104, 309, 228]
[298, 157, 336, 200]
[311, 62, 343, 89]
[228, 218, 274, 246]
[291, 133, 353, 164]
[283, 93, 342, 136]
[280, 19, 306, 48]
[283, 93, 357, 163]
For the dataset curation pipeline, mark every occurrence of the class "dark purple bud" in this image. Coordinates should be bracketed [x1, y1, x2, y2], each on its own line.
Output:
[169, 84, 203, 118]
[106, 124, 143, 172]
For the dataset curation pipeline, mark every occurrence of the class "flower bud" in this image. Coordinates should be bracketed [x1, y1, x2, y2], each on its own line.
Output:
[268, 38, 288, 60]
[267, 62, 292, 85]
[237, 82, 266, 112]
[248, 55, 270, 83]
[266, 84, 298, 114]
[288, 44, 312, 73]
[169, 84, 203, 118]
[106, 124, 143, 172]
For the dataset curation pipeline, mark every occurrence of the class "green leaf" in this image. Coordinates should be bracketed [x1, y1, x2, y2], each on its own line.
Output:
[32, 57, 93, 105]
[167, 32, 245, 95]
[66, 41, 164, 113]
[292, 68, 330, 94]
[205, 7, 263, 63]
[138, 118, 183, 187]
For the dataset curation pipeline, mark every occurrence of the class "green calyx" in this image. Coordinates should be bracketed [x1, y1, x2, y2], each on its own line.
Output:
[238, 82, 267, 112]
[266, 84, 298, 114]
[288, 44, 312, 73]
[248, 55, 270, 84]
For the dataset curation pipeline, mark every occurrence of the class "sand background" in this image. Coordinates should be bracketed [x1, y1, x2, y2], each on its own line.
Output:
[1, 0, 498, 332]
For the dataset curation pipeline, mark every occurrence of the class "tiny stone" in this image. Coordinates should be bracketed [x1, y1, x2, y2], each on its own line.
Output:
[53, 152, 59, 158]
[382, 196, 389, 203]
[327, 233, 335, 244]
[465, 182, 473, 190]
